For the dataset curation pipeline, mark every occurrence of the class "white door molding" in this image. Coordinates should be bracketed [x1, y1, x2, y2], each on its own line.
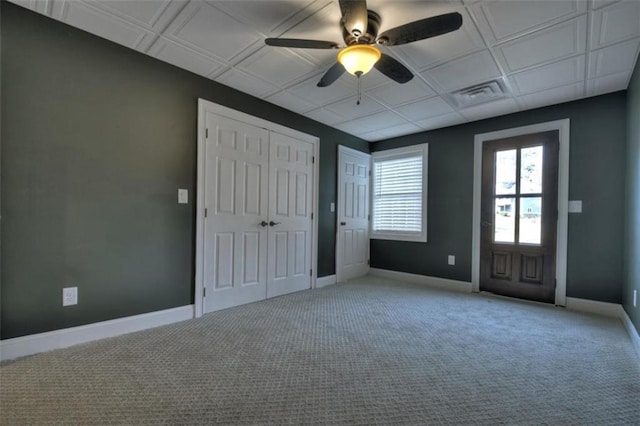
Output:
[336, 145, 371, 283]
[196, 99, 319, 318]
[472, 119, 570, 306]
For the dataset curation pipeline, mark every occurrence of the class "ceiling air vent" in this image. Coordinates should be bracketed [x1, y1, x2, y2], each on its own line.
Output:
[448, 79, 508, 108]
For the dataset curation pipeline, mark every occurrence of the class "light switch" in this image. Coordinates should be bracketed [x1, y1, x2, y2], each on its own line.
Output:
[448, 255, 455, 266]
[568, 200, 582, 213]
[330, 202, 335, 213]
[178, 189, 188, 204]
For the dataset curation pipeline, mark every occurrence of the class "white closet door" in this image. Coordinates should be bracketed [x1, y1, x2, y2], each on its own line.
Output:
[337, 146, 370, 282]
[203, 112, 269, 313]
[267, 132, 314, 298]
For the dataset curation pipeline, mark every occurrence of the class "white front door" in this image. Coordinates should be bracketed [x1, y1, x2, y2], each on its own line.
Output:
[267, 132, 314, 298]
[336, 146, 370, 282]
[203, 112, 269, 312]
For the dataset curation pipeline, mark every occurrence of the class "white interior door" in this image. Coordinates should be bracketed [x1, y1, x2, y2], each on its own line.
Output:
[336, 146, 371, 282]
[203, 112, 269, 313]
[267, 132, 314, 298]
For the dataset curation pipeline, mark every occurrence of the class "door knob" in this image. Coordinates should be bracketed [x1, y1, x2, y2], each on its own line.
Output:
[259, 221, 269, 227]
[340, 221, 347, 226]
[269, 221, 281, 227]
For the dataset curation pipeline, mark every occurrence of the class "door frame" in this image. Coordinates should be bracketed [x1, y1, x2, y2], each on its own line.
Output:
[194, 99, 320, 318]
[472, 119, 570, 306]
[336, 145, 371, 283]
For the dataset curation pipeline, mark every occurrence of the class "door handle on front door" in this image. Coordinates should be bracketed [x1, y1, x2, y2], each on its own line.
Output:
[269, 221, 281, 227]
[340, 221, 347, 226]
[259, 221, 269, 227]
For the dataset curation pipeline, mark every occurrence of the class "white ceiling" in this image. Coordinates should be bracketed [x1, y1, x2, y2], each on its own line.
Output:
[11, 0, 640, 142]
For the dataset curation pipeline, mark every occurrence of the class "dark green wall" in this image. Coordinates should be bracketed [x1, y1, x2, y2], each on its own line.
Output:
[624, 56, 640, 334]
[371, 92, 628, 304]
[0, 3, 368, 339]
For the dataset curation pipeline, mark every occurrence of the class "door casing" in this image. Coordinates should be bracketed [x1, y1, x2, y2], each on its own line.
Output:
[195, 99, 319, 318]
[472, 119, 570, 306]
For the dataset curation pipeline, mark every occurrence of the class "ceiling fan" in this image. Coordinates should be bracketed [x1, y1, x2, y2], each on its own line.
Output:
[265, 0, 463, 88]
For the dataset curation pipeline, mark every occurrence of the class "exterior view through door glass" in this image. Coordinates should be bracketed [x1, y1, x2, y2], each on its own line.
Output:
[480, 131, 559, 303]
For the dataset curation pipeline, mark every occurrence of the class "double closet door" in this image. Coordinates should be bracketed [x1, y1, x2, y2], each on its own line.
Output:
[203, 112, 314, 313]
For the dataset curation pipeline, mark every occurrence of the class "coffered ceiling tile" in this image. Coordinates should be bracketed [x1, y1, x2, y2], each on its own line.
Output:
[358, 122, 423, 142]
[590, 1, 640, 49]
[288, 75, 353, 108]
[586, 70, 632, 96]
[345, 111, 407, 133]
[165, 2, 262, 62]
[210, 0, 316, 35]
[266, 91, 317, 114]
[324, 96, 385, 121]
[279, 1, 343, 44]
[510, 55, 586, 95]
[10, 0, 50, 14]
[414, 112, 466, 131]
[395, 97, 454, 122]
[494, 15, 587, 73]
[238, 47, 319, 88]
[395, 9, 486, 70]
[148, 37, 224, 78]
[304, 108, 344, 126]
[368, 78, 436, 108]
[591, 0, 620, 10]
[518, 82, 584, 110]
[56, 0, 154, 49]
[84, 0, 181, 30]
[588, 37, 640, 78]
[471, 0, 587, 45]
[459, 97, 519, 122]
[217, 68, 279, 98]
[424, 50, 501, 92]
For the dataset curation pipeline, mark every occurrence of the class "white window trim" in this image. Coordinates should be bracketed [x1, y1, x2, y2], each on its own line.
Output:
[370, 143, 428, 243]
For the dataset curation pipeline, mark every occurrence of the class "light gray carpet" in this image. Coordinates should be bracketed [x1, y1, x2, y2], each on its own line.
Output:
[1, 276, 639, 425]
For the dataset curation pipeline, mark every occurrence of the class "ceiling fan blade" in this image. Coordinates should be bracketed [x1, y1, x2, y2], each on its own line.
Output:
[317, 62, 346, 87]
[265, 38, 339, 49]
[374, 54, 413, 84]
[339, 0, 368, 36]
[377, 12, 463, 46]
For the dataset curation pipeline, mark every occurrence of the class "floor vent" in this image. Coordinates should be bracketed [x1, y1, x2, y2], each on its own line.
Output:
[448, 79, 509, 108]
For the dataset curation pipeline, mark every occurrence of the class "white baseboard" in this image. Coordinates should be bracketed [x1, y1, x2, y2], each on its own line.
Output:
[368, 268, 473, 293]
[0, 305, 194, 361]
[621, 309, 640, 362]
[316, 274, 337, 288]
[565, 297, 623, 318]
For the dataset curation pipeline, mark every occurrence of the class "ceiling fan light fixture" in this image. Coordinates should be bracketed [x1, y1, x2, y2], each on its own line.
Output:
[338, 44, 381, 76]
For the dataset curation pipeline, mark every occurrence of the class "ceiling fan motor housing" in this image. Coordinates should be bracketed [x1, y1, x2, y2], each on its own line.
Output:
[343, 10, 382, 45]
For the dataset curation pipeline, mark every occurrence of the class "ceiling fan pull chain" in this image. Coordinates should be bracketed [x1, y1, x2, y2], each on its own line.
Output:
[356, 73, 362, 105]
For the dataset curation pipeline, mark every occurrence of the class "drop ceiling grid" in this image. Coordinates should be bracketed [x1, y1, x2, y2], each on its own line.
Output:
[6, 0, 640, 141]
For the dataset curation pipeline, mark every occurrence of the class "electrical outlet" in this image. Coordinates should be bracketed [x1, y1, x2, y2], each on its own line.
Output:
[634, 290, 637, 308]
[448, 255, 455, 266]
[63, 287, 78, 306]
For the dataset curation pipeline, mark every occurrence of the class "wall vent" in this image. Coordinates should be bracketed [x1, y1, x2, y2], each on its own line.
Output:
[448, 79, 509, 108]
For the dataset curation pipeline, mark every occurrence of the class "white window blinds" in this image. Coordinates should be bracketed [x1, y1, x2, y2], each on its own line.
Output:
[371, 144, 427, 242]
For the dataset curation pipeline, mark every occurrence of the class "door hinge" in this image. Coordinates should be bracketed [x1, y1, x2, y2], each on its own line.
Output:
[367, 259, 370, 266]
[203, 287, 206, 298]
[310, 269, 313, 276]
[205, 208, 208, 218]
[206, 128, 209, 139]
[311, 212, 314, 220]
[368, 214, 370, 221]
[312, 156, 315, 164]
[369, 170, 371, 176]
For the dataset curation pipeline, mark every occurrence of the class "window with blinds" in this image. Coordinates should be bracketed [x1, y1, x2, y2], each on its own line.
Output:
[371, 144, 428, 242]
